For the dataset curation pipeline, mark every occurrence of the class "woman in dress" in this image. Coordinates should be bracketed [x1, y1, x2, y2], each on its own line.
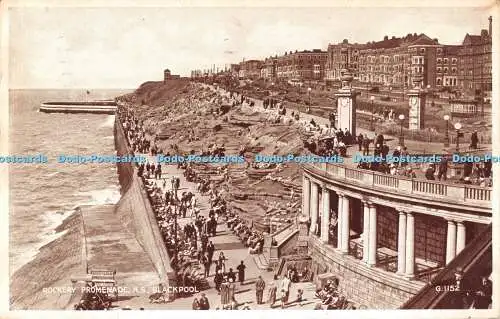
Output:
[227, 278, 236, 303]
[220, 279, 230, 307]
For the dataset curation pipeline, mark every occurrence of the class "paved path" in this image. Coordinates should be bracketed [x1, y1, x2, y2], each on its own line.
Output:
[112, 159, 318, 310]
[205, 83, 487, 155]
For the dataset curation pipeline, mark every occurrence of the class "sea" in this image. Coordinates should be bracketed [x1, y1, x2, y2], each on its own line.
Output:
[9, 89, 131, 276]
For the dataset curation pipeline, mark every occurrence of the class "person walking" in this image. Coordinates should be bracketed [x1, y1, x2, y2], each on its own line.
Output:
[280, 275, 291, 309]
[228, 278, 236, 303]
[236, 260, 246, 285]
[202, 254, 211, 277]
[255, 275, 266, 305]
[214, 270, 223, 292]
[220, 279, 230, 307]
[357, 133, 364, 151]
[437, 156, 448, 181]
[267, 275, 278, 307]
[470, 130, 479, 149]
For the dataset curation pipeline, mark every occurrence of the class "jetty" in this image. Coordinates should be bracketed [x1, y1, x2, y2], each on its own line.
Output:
[39, 101, 117, 114]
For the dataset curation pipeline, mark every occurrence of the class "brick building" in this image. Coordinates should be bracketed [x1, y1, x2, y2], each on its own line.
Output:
[457, 16, 492, 96]
[435, 45, 460, 88]
[358, 34, 440, 89]
[238, 59, 264, 80]
[325, 39, 364, 82]
[261, 56, 277, 81]
[275, 49, 327, 82]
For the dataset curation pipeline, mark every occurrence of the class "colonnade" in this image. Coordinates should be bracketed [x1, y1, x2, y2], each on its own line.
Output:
[302, 175, 468, 279]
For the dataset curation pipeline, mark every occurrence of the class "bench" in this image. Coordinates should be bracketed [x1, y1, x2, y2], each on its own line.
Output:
[89, 269, 117, 290]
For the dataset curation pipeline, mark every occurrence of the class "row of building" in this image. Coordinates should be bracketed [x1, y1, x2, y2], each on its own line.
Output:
[191, 17, 492, 96]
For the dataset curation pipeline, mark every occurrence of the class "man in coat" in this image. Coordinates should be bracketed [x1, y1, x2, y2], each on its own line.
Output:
[255, 275, 266, 304]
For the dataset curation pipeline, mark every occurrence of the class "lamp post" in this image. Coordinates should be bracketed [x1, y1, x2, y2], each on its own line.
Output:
[454, 122, 462, 152]
[308, 87, 312, 106]
[443, 115, 450, 147]
[370, 95, 375, 131]
[398, 114, 405, 146]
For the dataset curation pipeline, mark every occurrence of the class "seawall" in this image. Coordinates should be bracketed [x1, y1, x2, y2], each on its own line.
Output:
[113, 115, 176, 297]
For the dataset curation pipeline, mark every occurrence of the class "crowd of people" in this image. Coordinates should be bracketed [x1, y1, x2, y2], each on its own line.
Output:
[227, 212, 265, 255]
[313, 279, 354, 310]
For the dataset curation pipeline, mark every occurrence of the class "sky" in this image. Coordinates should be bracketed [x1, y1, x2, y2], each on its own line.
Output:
[6, 3, 495, 89]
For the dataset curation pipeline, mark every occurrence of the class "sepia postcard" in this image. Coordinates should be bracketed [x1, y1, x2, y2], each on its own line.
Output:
[0, 0, 498, 318]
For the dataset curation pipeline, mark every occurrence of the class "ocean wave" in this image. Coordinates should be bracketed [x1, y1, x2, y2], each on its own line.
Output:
[46, 171, 67, 177]
[75, 185, 121, 206]
[10, 209, 75, 274]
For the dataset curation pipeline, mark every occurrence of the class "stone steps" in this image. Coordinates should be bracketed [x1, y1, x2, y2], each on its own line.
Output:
[253, 253, 270, 271]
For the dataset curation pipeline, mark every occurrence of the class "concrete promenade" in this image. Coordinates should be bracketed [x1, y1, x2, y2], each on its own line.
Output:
[112, 161, 318, 310]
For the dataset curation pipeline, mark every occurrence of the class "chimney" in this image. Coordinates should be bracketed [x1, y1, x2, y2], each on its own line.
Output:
[489, 16, 492, 36]
[384, 35, 388, 41]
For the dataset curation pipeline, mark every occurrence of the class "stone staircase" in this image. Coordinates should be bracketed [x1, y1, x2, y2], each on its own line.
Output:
[253, 252, 271, 271]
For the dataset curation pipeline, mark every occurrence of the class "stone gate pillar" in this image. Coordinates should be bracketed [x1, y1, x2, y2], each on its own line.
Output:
[407, 75, 426, 130]
[335, 69, 359, 137]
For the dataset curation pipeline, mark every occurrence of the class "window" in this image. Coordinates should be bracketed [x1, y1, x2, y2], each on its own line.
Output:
[437, 48, 443, 54]
[437, 78, 442, 85]
[444, 58, 448, 64]
[452, 67, 457, 74]
[452, 58, 457, 64]
[437, 58, 442, 64]
[437, 67, 442, 73]
[420, 48, 426, 54]
[444, 67, 448, 73]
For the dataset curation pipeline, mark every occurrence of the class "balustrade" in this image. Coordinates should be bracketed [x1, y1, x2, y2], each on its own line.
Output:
[304, 163, 491, 206]
[373, 174, 399, 188]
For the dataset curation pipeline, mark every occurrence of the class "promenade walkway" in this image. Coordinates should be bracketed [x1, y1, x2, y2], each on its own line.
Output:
[205, 83, 489, 155]
[113, 161, 318, 310]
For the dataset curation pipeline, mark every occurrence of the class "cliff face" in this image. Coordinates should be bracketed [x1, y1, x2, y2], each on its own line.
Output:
[113, 116, 175, 292]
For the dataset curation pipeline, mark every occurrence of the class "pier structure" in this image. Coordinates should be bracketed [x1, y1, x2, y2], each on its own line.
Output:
[40, 101, 117, 114]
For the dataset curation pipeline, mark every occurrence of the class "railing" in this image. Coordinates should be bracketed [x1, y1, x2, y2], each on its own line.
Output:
[345, 168, 364, 181]
[305, 162, 491, 207]
[373, 174, 399, 188]
[416, 267, 444, 284]
[465, 186, 491, 201]
[412, 180, 447, 196]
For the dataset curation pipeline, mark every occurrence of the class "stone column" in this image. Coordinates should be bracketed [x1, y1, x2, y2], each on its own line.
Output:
[302, 176, 311, 219]
[321, 187, 330, 243]
[446, 220, 457, 264]
[456, 221, 466, 255]
[337, 193, 344, 250]
[367, 204, 377, 266]
[341, 195, 350, 254]
[309, 182, 319, 235]
[405, 213, 415, 278]
[397, 211, 407, 275]
[362, 201, 370, 263]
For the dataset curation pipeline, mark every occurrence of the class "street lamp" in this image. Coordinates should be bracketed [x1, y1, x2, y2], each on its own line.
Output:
[370, 95, 375, 131]
[398, 114, 405, 146]
[454, 122, 462, 152]
[308, 87, 312, 106]
[443, 115, 450, 147]
[427, 84, 434, 107]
